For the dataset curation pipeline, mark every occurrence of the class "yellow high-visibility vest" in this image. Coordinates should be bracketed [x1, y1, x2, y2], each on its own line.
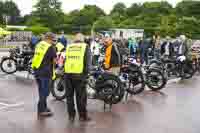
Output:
[64, 43, 87, 74]
[56, 42, 65, 52]
[31, 41, 51, 69]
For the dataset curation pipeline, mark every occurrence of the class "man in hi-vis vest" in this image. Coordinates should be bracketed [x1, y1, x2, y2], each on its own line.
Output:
[64, 33, 91, 122]
[32, 32, 57, 117]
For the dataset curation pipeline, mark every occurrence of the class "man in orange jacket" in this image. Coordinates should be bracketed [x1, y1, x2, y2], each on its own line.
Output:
[104, 34, 121, 75]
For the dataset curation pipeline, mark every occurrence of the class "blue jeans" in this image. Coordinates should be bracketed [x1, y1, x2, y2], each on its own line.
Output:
[35, 77, 50, 113]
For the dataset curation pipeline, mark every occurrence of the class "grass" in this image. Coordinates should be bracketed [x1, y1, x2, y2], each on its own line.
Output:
[0, 45, 16, 49]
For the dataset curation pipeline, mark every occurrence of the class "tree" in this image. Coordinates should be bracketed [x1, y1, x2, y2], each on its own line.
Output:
[70, 5, 105, 33]
[0, 1, 4, 24]
[33, 0, 64, 29]
[110, 3, 127, 26]
[93, 16, 114, 31]
[126, 3, 142, 17]
[110, 2, 127, 16]
[142, 1, 172, 15]
[2, 1, 20, 24]
[176, 1, 200, 18]
[176, 17, 200, 38]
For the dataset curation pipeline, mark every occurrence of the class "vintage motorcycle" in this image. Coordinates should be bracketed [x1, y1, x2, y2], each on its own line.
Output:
[51, 54, 125, 107]
[149, 56, 195, 80]
[120, 55, 167, 99]
[0, 45, 34, 74]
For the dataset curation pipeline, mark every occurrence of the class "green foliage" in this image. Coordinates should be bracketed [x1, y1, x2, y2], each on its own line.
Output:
[32, 0, 64, 29]
[3, 0, 200, 39]
[0, 1, 20, 25]
[93, 16, 114, 31]
[25, 26, 50, 35]
[176, 1, 200, 18]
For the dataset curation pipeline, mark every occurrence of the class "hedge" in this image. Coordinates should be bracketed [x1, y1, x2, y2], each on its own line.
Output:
[0, 45, 16, 48]
[24, 26, 51, 35]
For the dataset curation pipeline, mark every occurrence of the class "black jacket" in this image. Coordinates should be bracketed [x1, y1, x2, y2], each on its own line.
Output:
[161, 42, 174, 57]
[110, 43, 121, 67]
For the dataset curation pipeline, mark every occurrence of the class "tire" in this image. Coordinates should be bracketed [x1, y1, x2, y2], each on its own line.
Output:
[50, 77, 67, 101]
[149, 60, 163, 69]
[96, 73, 125, 104]
[126, 71, 145, 95]
[0, 57, 17, 74]
[183, 61, 195, 79]
[146, 68, 167, 91]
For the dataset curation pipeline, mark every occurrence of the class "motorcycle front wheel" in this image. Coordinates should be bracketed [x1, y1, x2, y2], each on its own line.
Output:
[146, 68, 167, 91]
[126, 71, 145, 95]
[50, 77, 67, 101]
[96, 73, 124, 104]
[0, 57, 17, 74]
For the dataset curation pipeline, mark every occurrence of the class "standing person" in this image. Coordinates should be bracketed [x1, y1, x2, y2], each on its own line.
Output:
[90, 37, 100, 66]
[154, 35, 161, 59]
[128, 37, 138, 58]
[104, 34, 121, 76]
[31, 32, 57, 117]
[139, 37, 149, 65]
[60, 31, 67, 47]
[56, 38, 65, 53]
[64, 33, 91, 122]
[30, 35, 40, 50]
[161, 36, 174, 59]
[177, 35, 188, 57]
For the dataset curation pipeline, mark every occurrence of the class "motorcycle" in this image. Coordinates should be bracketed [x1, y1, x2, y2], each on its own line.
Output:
[120, 55, 167, 102]
[0, 45, 34, 74]
[120, 56, 145, 95]
[51, 54, 125, 107]
[149, 55, 195, 80]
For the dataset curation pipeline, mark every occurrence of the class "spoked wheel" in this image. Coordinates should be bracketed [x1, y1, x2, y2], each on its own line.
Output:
[98, 75, 124, 105]
[0, 57, 17, 74]
[51, 77, 66, 101]
[27, 60, 34, 74]
[126, 71, 145, 95]
[146, 69, 167, 91]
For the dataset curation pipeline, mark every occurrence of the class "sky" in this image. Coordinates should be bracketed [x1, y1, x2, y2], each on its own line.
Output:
[6, 0, 183, 16]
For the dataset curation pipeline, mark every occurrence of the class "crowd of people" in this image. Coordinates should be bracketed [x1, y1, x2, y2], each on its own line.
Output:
[88, 34, 192, 66]
[30, 31, 197, 123]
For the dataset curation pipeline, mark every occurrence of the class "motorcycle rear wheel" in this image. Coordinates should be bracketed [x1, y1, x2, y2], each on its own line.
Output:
[0, 57, 17, 74]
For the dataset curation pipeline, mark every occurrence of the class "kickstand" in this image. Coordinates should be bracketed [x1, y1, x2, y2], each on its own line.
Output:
[26, 73, 30, 79]
[125, 92, 129, 102]
[109, 104, 112, 111]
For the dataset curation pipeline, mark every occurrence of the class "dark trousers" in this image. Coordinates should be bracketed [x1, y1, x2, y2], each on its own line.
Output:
[92, 55, 99, 66]
[35, 77, 50, 113]
[140, 52, 148, 65]
[65, 75, 87, 118]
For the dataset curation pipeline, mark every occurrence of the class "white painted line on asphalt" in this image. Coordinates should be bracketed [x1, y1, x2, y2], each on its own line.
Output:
[0, 102, 24, 110]
[167, 78, 181, 84]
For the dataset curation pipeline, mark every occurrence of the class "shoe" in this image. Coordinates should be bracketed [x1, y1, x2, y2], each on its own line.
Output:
[79, 116, 91, 122]
[68, 116, 75, 122]
[38, 109, 53, 117]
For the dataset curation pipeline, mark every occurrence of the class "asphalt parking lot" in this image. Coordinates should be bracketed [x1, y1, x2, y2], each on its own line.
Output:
[1, 52, 200, 133]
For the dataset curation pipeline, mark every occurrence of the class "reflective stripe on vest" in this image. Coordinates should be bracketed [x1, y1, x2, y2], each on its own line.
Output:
[31, 41, 51, 69]
[56, 42, 64, 52]
[64, 43, 86, 74]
